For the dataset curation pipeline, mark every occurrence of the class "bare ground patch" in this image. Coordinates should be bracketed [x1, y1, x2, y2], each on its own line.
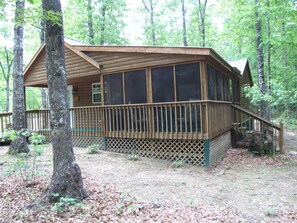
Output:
[0, 128, 297, 222]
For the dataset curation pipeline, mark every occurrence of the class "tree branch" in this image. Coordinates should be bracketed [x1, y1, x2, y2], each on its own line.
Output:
[142, 0, 150, 12]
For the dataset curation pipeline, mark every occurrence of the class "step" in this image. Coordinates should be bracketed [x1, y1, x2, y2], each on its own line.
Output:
[232, 123, 241, 131]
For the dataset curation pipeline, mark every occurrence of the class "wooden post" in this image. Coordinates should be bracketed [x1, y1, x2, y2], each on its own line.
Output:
[279, 122, 284, 154]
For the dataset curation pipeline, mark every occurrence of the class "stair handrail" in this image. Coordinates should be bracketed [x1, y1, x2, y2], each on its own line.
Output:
[231, 104, 280, 130]
[231, 104, 284, 153]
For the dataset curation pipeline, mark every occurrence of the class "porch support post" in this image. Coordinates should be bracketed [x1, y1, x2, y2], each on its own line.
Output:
[203, 139, 210, 167]
[279, 122, 284, 154]
[23, 86, 27, 128]
[200, 61, 208, 100]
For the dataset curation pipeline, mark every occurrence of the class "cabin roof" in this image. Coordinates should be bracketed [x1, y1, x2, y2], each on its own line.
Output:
[228, 59, 253, 86]
[23, 42, 243, 87]
[228, 59, 248, 75]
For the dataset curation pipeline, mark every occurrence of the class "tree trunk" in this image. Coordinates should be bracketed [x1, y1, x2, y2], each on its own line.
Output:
[149, 0, 156, 45]
[254, 0, 266, 118]
[42, 0, 87, 202]
[87, 0, 94, 44]
[6, 77, 10, 112]
[0, 47, 13, 112]
[197, 0, 207, 47]
[9, 0, 29, 154]
[41, 88, 47, 109]
[142, 0, 156, 45]
[180, 0, 188, 46]
[100, 0, 106, 45]
[40, 16, 48, 109]
[266, 0, 271, 121]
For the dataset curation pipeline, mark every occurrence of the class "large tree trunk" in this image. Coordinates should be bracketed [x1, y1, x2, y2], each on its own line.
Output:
[9, 0, 29, 154]
[100, 0, 106, 45]
[180, 0, 188, 46]
[254, 0, 266, 118]
[42, 0, 87, 202]
[87, 0, 94, 44]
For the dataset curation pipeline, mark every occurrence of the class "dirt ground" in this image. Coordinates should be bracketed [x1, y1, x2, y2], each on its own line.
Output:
[0, 129, 296, 222]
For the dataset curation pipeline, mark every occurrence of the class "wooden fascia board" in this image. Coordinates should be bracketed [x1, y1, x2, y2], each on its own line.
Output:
[65, 42, 101, 69]
[23, 42, 45, 77]
[73, 45, 212, 56]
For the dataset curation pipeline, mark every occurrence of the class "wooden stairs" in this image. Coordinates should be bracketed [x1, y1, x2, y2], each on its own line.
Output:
[231, 104, 284, 153]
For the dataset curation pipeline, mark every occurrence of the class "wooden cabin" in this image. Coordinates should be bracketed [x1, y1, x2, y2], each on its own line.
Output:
[228, 59, 254, 111]
[0, 41, 283, 167]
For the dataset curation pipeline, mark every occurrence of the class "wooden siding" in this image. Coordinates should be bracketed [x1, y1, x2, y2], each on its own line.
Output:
[73, 80, 100, 107]
[24, 46, 100, 87]
[240, 67, 252, 110]
[83, 51, 205, 75]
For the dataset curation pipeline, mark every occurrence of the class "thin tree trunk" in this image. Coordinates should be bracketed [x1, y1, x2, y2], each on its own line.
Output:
[40, 16, 48, 109]
[142, 0, 156, 45]
[197, 0, 207, 47]
[0, 47, 13, 112]
[266, 0, 271, 120]
[180, 0, 188, 46]
[6, 78, 10, 112]
[9, 0, 29, 154]
[254, 0, 266, 118]
[42, 0, 87, 202]
[100, 0, 106, 45]
[87, 0, 94, 44]
[281, 15, 288, 67]
[149, 0, 156, 45]
[41, 88, 47, 109]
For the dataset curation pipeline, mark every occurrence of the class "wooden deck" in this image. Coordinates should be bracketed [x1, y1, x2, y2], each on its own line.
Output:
[0, 101, 283, 151]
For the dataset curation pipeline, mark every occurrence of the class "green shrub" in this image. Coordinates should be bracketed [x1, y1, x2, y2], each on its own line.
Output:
[128, 150, 138, 161]
[173, 159, 184, 168]
[51, 194, 83, 213]
[87, 144, 100, 154]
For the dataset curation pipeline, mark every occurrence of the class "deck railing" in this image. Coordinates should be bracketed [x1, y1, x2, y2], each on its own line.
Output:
[102, 101, 232, 140]
[0, 101, 233, 141]
[0, 112, 12, 134]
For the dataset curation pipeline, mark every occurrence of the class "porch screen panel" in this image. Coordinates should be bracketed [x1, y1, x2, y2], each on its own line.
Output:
[152, 66, 174, 102]
[215, 70, 222, 101]
[207, 64, 215, 100]
[223, 76, 228, 101]
[103, 73, 123, 105]
[233, 80, 240, 102]
[176, 63, 201, 101]
[124, 69, 147, 104]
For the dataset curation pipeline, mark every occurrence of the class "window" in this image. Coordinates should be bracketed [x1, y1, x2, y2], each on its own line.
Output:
[92, 83, 101, 104]
[103, 73, 123, 105]
[176, 63, 201, 101]
[152, 66, 174, 103]
[207, 64, 216, 100]
[124, 69, 147, 104]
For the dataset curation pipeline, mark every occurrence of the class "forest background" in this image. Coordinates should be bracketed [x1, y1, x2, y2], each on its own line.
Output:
[0, 0, 296, 126]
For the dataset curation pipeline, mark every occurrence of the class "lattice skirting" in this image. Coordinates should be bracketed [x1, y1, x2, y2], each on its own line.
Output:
[105, 138, 205, 166]
[72, 136, 104, 148]
[208, 131, 231, 167]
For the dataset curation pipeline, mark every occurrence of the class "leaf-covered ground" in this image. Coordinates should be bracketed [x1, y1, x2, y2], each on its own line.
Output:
[0, 129, 296, 223]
